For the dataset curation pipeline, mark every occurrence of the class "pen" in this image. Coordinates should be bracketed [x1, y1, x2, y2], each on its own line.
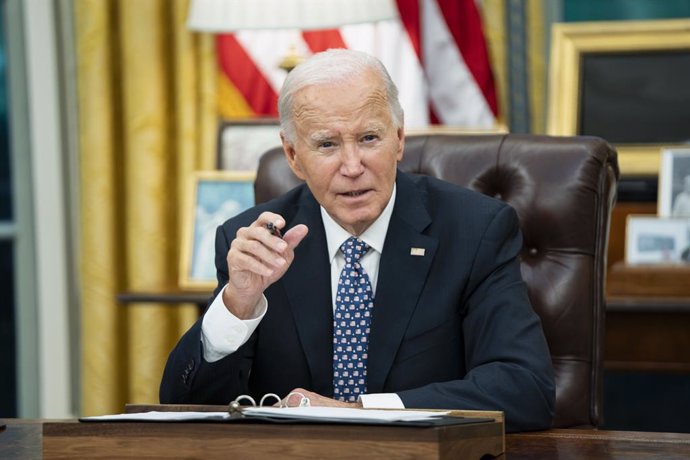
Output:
[266, 222, 282, 239]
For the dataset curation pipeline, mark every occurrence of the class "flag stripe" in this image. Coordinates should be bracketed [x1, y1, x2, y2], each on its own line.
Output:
[215, 2, 498, 128]
[339, 21, 430, 128]
[303, 29, 347, 52]
[216, 34, 278, 115]
[434, 0, 498, 115]
[422, 0, 494, 125]
[395, 0, 422, 60]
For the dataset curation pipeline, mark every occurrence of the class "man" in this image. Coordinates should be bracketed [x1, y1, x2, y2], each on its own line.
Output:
[161, 49, 555, 432]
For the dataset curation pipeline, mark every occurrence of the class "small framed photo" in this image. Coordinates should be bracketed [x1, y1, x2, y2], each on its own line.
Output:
[658, 148, 690, 217]
[625, 215, 690, 265]
[217, 119, 282, 171]
[179, 171, 256, 290]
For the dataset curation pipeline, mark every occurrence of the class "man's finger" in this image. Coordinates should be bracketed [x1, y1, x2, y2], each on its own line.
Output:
[283, 224, 309, 249]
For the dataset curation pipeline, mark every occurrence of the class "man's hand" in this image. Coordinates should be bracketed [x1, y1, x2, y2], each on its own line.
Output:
[223, 212, 308, 319]
[283, 388, 363, 408]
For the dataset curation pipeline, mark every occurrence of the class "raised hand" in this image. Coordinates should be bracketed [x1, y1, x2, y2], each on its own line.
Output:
[222, 212, 308, 319]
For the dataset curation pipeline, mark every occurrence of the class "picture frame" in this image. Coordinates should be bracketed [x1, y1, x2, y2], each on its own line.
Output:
[179, 171, 256, 291]
[658, 148, 690, 217]
[217, 118, 282, 171]
[625, 215, 690, 265]
[547, 19, 690, 176]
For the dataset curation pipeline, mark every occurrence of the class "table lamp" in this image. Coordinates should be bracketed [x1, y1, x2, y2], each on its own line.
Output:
[187, 0, 398, 70]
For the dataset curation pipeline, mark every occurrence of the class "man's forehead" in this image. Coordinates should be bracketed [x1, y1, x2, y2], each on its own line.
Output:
[294, 71, 386, 102]
[293, 96, 389, 132]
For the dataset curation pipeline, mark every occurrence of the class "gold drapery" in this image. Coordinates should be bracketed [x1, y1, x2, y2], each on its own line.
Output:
[75, 0, 216, 415]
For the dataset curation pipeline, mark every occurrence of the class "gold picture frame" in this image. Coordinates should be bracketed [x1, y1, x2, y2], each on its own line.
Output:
[179, 171, 256, 291]
[547, 19, 690, 176]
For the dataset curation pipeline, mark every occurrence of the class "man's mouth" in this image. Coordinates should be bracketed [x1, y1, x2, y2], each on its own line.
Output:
[342, 189, 370, 197]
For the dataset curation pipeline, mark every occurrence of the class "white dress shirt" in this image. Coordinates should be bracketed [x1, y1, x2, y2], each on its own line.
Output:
[201, 186, 403, 409]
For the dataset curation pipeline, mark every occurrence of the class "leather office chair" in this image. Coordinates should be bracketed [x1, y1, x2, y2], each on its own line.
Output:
[254, 133, 619, 428]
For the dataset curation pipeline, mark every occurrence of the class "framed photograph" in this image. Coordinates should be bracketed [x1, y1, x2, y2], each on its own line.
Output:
[179, 171, 256, 290]
[217, 119, 282, 171]
[625, 215, 690, 264]
[547, 19, 690, 176]
[658, 149, 690, 217]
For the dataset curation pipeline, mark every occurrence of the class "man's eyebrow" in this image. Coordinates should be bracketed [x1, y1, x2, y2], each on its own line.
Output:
[364, 125, 385, 133]
[309, 132, 334, 143]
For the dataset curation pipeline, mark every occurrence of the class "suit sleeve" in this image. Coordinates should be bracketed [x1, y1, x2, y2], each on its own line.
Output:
[159, 225, 255, 404]
[396, 205, 556, 432]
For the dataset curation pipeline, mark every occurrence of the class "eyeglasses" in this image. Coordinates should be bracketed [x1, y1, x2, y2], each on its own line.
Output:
[228, 391, 311, 416]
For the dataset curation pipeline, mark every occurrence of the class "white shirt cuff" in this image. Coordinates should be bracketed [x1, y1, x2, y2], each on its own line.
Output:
[200, 285, 267, 363]
[359, 393, 405, 409]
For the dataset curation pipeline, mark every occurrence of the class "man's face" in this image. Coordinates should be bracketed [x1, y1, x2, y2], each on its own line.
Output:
[282, 70, 404, 235]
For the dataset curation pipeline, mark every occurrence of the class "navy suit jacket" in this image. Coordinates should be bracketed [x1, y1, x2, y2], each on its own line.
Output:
[160, 171, 555, 432]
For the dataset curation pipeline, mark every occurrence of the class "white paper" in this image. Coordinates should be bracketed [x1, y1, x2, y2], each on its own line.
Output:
[81, 411, 231, 422]
[242, 406, 450, 422]
[80, 408, 450, 424]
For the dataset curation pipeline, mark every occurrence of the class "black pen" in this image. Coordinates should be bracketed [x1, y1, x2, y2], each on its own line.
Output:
[266, 222, 282, 239]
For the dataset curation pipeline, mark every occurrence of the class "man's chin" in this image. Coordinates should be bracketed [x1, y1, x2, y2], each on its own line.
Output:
[330, 212, 376, 235]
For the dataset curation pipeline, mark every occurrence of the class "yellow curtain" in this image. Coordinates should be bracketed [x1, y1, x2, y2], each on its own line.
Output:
[478, 0, 509, 127]
[75, 0, 217, 415]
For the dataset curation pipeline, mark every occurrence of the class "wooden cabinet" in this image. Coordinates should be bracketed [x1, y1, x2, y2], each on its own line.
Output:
[606, 262, 690, 372]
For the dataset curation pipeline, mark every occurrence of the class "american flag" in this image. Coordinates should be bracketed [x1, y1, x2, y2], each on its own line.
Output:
[216, 0, 498, 128]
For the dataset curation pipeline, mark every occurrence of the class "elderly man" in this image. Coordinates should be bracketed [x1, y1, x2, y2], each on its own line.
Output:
[161, 49, 555, 432]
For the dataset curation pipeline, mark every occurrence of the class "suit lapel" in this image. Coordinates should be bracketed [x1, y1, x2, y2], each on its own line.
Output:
[367, 173, 438, 393]
[280, 190, 334, 395]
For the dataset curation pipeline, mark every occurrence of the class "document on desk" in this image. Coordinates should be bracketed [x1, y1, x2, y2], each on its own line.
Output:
[81, 411, 231, 422]
[82, 408, 448, 423]
[242, 407, 450, 423]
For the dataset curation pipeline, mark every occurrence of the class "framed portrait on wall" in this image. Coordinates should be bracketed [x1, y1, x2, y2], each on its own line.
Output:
[625, 215, 690, 265]
[179, 171, 256, 290]
[658, 149, 690, 217]
[217, 119, 282, 172]
[547, 19, 690, 176]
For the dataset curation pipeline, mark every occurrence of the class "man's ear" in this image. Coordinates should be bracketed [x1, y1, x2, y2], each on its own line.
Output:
[395, 126, 405, 161]
[281, 132, 306, 180]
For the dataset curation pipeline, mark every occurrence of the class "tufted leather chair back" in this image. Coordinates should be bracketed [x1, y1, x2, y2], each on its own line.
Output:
[254, 133, 619, 428]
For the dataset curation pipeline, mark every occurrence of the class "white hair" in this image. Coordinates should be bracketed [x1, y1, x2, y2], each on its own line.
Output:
[278, 49, 404, 144]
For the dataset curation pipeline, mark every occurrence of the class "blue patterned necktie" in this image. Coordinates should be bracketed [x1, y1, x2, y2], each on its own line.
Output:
[333, 237, 374, 402]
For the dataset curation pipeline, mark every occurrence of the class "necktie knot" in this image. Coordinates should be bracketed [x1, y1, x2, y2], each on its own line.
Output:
[340, 237, 370, 263]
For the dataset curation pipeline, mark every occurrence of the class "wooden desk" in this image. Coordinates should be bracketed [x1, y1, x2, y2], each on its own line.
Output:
[606, 262, 690, 372]
[116, 291, 208, 305]
[4, 419, 690, 459]
[0, 419, 43, 460]
[43, 419, 503, 459]
[506, 429, 690, 459]
[116, 291, 208, 315]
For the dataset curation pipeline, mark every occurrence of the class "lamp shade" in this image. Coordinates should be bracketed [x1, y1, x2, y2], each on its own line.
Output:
[187, 0, 398, 32]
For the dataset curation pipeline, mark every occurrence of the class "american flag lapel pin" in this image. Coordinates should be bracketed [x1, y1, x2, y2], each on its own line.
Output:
[410, 247, 425, 256]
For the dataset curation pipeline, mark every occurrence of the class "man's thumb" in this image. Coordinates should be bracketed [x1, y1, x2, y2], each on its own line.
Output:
[283, 224, 309, 249]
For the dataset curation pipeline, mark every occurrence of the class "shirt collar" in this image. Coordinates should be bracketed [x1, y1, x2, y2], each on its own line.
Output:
[321, 185, 396, 262]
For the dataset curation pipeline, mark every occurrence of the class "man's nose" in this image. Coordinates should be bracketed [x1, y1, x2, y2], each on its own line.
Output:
[339, 143, 365, 176]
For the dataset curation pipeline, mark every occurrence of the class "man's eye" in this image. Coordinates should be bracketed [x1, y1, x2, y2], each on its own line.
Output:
[320, 141, 335, 149]
[361, 134, 378, 142]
